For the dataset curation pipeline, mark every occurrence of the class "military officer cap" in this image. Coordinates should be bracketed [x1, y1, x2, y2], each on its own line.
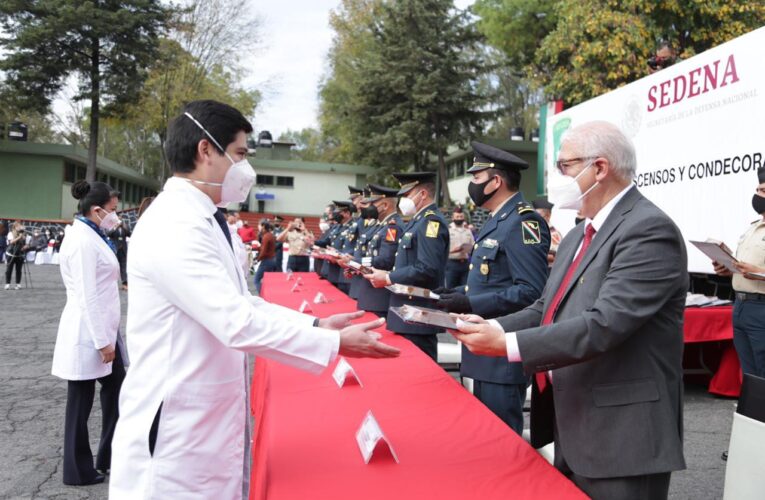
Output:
[532, 198, 554, 210]
[363, 183, 400, 203]
[468, 141, 528, 174]
[348, 186, 364, 199]
[758, 166, 765, 184]
[393, 171, 437, 196]
[332, 200, 355, 211]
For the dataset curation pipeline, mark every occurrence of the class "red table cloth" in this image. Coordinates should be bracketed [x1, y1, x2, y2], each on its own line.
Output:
[250, 273, 586, 500]
[684, 306, 741, 397]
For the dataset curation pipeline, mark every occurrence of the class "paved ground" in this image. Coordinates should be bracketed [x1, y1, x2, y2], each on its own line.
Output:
[0, 265, 735, 499]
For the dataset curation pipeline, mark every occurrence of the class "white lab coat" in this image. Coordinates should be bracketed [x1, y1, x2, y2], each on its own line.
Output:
[109, 177, 339, 499]
[51, 218, 120, 380]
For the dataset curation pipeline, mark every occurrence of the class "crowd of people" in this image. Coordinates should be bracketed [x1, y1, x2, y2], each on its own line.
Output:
[25, 98, 765, 500]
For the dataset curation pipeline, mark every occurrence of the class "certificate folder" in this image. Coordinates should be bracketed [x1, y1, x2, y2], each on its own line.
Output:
[389, 305, 459, 330]
[385, 284, 440, 300]
[690, 239, 738, 273]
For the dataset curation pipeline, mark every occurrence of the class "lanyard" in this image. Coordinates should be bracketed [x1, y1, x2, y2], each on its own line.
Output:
[77, 216, 117, 254]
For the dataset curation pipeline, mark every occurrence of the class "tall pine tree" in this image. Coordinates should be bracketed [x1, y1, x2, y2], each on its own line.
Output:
[321, 0, 496, 205]
[0, 0, 171, 181]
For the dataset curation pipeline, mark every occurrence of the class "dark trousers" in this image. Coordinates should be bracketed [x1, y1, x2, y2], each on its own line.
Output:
[336, 282, 350, 295]
[116, 248, 127, 284]
[445, 259, 469, 289]
[733, 299, 765, 378]
[254, 258, 278, 294]
[275, 248, 284, 271]
[63, 346, 125, 485]
[400, 333, 438, 362]
[472, 380, 526, 435]
[5, 256, 23, 284]
[287, 255, 310, 272]
[553, 421, 671, 500]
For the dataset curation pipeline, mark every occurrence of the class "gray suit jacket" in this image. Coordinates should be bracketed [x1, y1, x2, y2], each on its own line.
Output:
[497, 186, 687, 478]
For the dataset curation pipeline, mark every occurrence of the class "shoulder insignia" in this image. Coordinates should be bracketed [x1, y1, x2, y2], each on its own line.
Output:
[517, 202, 534, 215]
[426, 221, 440, 238]
[389, 218, 397, 224]
[521, 220, 541, 245]
[424, 210, 436, 217]
[385, 227, 398, 242]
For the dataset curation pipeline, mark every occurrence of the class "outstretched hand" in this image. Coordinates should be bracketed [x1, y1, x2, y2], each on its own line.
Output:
[319, 310, 365, 330]
[338, 318, 400, 358]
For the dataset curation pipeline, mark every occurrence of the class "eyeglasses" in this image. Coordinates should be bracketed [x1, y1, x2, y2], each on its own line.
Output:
[555, 156, 597, 174]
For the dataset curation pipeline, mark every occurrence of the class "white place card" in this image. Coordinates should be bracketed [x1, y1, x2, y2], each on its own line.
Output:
[314, 292, 329, 304]
[298, 300, 312, 313]
[332, 357, 363, 388]
[285, 269, 294, 281]
[355, 411, 399, 464]
[290, 278, 303, 293]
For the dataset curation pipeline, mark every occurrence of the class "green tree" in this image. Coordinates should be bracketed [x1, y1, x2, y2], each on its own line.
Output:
[120, 0, 261, 180]
[278, 128, 332, 162]
[0, 0, 171, 181]
[320, 0, 497, 205]
[476, 0, 765, 107]
[319, 0, 382, 165]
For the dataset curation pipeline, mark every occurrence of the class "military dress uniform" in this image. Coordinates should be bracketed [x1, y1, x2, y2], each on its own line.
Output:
[314, 222, 340, 279]
[732, 170, 765, 378]
[349, 219, 379, 299]
[335, 214, 360, 294]
[437, 142, 550, 434]
[386, 172, 450, 361]
[356, 184, 404, 316]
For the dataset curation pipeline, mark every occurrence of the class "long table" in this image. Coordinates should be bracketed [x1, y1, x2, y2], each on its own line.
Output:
[250, 272, 586, 500]
[684, 306, 741, 397]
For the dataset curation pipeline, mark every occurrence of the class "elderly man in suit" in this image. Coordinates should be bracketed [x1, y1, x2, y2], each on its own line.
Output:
[452, 121, 687, 500]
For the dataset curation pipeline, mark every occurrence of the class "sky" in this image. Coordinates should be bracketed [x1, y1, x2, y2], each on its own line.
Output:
[249, 0, 474, 139]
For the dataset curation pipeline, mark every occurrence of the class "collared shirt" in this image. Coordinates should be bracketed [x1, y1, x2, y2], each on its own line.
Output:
[733, 218, 765, 294]
[503, 183, 636, 363]
[286, 230, 310, 256]
[448, 224, 474, 260]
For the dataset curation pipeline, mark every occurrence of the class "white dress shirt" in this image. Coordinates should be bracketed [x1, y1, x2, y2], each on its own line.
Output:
[501, 184, 636, 363]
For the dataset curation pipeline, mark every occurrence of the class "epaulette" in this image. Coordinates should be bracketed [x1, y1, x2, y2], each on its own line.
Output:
[517, 202, 534, 215]
[389, 218, 397, 224]
[424, 210, 436, 217]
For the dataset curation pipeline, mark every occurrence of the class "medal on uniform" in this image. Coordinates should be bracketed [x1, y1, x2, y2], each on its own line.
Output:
[480, 262, 489, 275]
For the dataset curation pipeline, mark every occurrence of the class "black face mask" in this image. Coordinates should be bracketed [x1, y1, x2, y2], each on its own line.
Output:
[332, 213, 343, 223]
[468, 176, 499, 207]
[453, 219, 464, 226]
[753, 194, 765, 215]
[360, 205, 379, 220]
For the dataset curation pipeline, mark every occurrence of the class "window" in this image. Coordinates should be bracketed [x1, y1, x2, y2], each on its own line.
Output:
[64, 163, 76, 183]
[76, 166, 86, 181]
[257, 174, 274, 186]
[276, 176, 294, 187]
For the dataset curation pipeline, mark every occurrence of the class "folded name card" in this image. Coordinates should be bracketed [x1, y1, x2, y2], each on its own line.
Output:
[356, 411, 399, 464]
[332, 357, 362, 388]
[298, 300, 312, 313]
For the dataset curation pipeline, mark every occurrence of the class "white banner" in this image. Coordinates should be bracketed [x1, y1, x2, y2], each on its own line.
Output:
[545, 27, 765, 273]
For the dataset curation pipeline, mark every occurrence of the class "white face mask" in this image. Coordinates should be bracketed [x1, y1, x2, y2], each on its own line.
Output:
[236, 220, 243, 228]
[398, 194, 417, 216]
[95, 208, 121, 232]
[319, 222, 330, 232]
[548, 163, 599, 210]
[182, 112, 256, 206]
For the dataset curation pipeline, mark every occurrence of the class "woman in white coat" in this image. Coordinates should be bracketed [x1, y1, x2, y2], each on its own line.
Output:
[52, 180, 125, 486]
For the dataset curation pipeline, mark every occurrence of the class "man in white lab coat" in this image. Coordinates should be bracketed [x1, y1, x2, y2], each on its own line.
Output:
[109, 100, 399, 499]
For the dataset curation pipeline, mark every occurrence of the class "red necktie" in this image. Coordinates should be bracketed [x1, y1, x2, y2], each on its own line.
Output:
[536, 223, 597, 392]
